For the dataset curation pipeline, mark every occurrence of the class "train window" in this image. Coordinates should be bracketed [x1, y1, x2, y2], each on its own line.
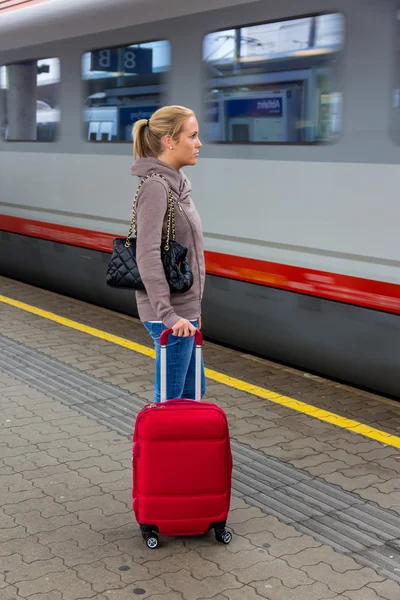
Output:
[391, 10, 400, 144]
[82, 40, 171, 142]
[0, 58, 60, 142]
[203, 13, 344, 144]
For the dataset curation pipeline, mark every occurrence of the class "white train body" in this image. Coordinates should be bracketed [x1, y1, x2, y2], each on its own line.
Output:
[1, 0, 399, 396]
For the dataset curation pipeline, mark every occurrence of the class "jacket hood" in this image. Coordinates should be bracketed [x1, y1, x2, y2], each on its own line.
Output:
[130, 157, 191, 201]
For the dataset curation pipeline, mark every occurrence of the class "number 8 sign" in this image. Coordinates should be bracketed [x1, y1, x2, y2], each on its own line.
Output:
[123, 47, 152, 74]
[124, 50, 136, 71]
[90, 47, 152, 75]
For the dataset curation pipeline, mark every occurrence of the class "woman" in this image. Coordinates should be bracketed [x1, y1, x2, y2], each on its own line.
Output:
[131, 105, 206, 402]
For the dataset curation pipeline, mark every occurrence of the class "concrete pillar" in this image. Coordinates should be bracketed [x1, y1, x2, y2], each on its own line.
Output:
[7, 62, 37, 141]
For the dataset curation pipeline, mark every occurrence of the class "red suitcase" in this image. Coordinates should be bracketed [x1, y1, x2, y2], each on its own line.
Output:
[132, 328, 232, 549]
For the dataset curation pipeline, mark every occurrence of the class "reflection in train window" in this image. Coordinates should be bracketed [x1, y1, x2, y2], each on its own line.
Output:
[0, 58, 60, 142]
[391, 10, 400, 144]
[203, 13, 344, 144]
[82, 41, 171, 142]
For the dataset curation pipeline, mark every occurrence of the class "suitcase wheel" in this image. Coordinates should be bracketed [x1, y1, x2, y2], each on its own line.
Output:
[215, 529, 232, 545]
[144, 533, 159, 549]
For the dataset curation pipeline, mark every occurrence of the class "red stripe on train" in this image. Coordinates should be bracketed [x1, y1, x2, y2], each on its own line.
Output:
[0, 0, 49, 15]
[1, 214, 400, 316]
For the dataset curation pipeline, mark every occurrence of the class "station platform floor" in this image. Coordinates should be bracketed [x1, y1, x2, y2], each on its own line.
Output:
[0, 275, 399, 600]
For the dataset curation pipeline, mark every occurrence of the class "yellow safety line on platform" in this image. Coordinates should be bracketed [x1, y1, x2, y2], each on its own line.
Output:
[1, 293, 400, 449]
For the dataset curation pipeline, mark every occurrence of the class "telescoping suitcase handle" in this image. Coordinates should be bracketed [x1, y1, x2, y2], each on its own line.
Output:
[159, 329, 203, 403]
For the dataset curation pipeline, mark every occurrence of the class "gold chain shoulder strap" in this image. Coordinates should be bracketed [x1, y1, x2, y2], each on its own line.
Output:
[125, 173, 176, 251]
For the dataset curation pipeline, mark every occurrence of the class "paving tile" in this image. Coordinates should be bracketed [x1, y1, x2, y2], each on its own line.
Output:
[0, 445, 42, 459]
[250, 578, 337, 600]
[101, 578, 172, 599]
[39, 522, 108, 549]
[302, 563, 385, 594]
[75, 507, 133, 532]
[72, 466, 129, 486]
[38, 482, 104, 504]
[44, 446, 102, 463]
[341, 463, 400, 482]
[281, 545, 363, 572]
[196, 546, 273, 572]
[162, 569, 242, 600]
[64, 492, 129, 516]
[11, 510, 80, 534]
[231, 557, 315, 587]
[65, 456, 126, 473]
[106, 594, 183, 600]
[47, 538, 121, 566]
[351, 487, 400, 512]
[271, 436, 336, 453]
[343, 589, 394, 600]
[0, 524, 29, 543]
[372, 458, 400, 474]
[367, 478, 400, 494]
[108, 489, 132, 506]
[306, 460, 350, 477]
[145, 549, 226, 577]
[368, 580, 400, 600]
[183, 533, 256, 553]
[237, 515, 303, 545]
[0, 511, 21, 530]
[356, 448, 399, 462]
[321, 472, 386, 492]
[0, 484, 44, 505]
[19, 464, 71, 481]
[103, 553, 162, 578]
[3, 495, 69, 518]
[231, 517, 290, 538]
[30, 469, 95, 491]
[73, 558, 153, 593]
[0, 536, 54, 562]
[102, 521, 143, 545]
[16, 569, 97, 599]
[262, 533, 321, 558]
[228, 506, 268, 524]
[113, 534, 189, 563]
[221, 587, 265, 600]
[0, 584, 19, 598]
[1, 553, 65, 585]
[23, 593, 63, 600]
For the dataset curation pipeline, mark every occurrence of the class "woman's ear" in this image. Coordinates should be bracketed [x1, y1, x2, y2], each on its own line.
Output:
[161, 134, 173, 151]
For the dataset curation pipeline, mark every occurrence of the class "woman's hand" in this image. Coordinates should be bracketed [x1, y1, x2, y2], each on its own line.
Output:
[198, 317, 201, 330]
[172, 318, 197, 337]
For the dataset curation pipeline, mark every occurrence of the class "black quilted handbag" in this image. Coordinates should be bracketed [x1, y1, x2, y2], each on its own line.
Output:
[106, 173, 193, 293]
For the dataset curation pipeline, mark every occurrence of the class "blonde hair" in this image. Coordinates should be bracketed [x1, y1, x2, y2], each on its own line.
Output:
[132, 105, 194, 159]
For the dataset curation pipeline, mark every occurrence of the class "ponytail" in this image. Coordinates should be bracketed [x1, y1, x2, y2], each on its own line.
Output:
[132, 105, 194, 159]
[132, 119, 152, 159]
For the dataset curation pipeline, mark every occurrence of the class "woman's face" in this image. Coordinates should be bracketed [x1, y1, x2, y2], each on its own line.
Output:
[173, 115, 202, 168]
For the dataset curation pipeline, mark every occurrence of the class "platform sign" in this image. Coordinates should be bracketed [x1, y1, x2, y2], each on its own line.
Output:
[122, 48, 152, 74]
[119, 105, 158, 126]
[226, 97, 283, 117]
[90, 49, 119, 73]
[90, 48, 153, 74]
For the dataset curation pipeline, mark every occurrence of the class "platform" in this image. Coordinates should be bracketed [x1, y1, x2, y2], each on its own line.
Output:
[0, 275, 399, 600]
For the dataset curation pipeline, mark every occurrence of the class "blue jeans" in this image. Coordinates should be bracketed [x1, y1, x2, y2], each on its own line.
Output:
[144, 321, 206, 403]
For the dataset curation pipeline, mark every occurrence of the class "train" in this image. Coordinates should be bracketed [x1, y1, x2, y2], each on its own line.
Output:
[0, 0, 399, 398]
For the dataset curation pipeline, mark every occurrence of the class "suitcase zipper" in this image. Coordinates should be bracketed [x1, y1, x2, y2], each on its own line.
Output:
[135, 401, 225, 431]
